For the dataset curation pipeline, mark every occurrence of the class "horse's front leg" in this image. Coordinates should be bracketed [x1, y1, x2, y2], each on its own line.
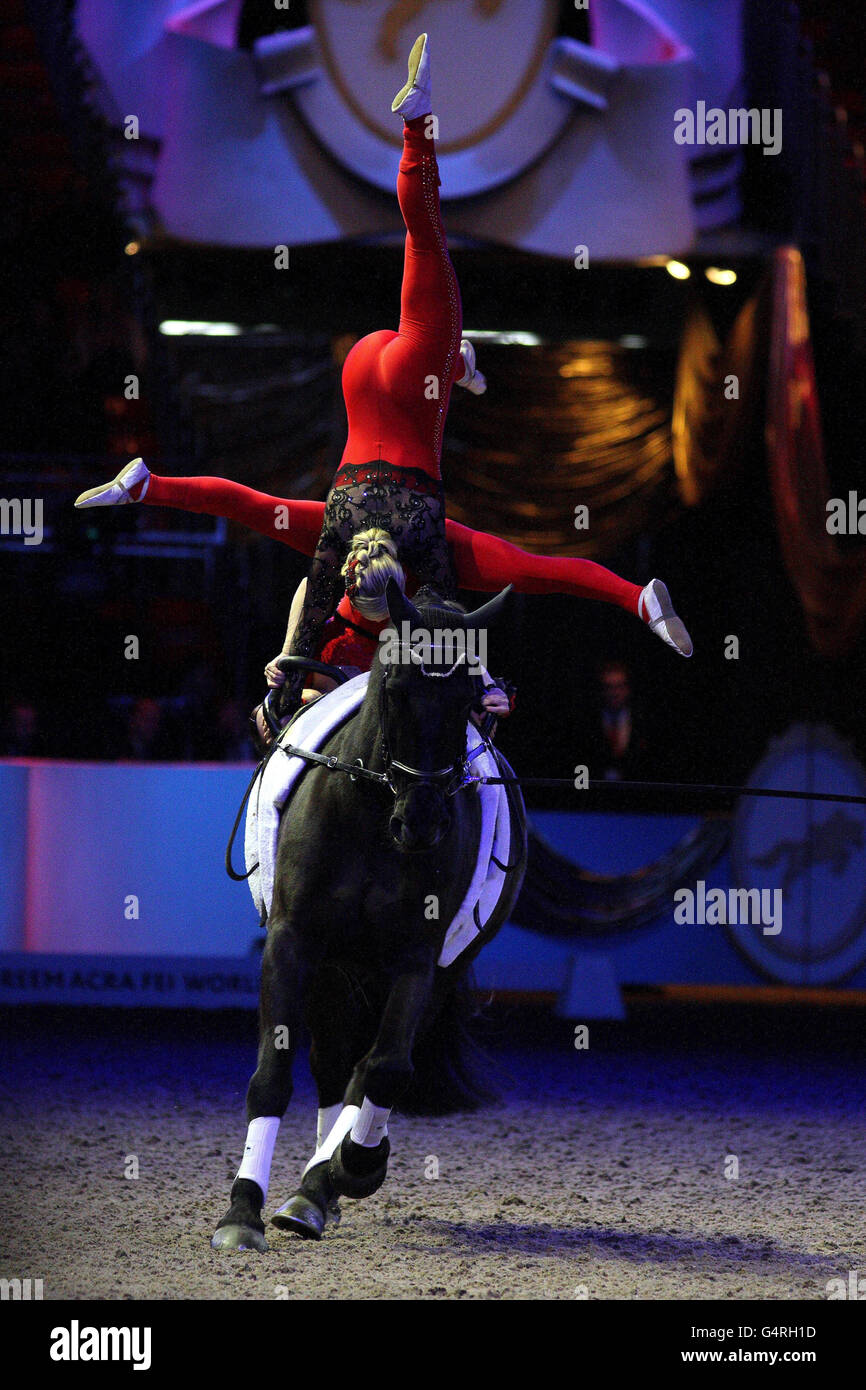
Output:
[212, 917, 306, 1252]
[271, 962, 376, 1240]
[329, 956, 436, 1199]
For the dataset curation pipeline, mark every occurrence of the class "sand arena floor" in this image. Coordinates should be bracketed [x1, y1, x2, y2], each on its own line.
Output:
[1, 1000, 864, 1300]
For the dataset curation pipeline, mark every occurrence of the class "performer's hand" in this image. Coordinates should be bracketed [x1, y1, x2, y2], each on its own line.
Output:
[480, 687, 510, 719]
[250, 703, 275, 754]
[264, 657, 288, 689]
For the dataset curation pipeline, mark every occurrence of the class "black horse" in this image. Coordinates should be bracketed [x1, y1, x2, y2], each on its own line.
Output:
[213, 582, 526, 1249]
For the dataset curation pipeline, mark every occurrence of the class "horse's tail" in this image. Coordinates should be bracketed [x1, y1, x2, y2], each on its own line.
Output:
[401, 965, 497, 1115]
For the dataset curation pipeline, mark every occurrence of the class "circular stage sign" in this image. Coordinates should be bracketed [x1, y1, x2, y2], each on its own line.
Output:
[730, 724, 866, 984]
[292, 0, 568, 197]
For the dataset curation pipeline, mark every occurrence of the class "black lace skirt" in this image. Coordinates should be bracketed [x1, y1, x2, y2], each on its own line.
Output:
[283, 460, 458, 704]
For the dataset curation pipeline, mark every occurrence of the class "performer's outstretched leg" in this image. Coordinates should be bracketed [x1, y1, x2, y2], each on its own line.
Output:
[337, 52, 463, 478]
[376, 112, 464, 472]
[73, 461, 692, 654]
[444, 518, 692, 654]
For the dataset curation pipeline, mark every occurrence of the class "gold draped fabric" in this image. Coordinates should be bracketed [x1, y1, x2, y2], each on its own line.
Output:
[672, 246, 866, 656]
[766, 246, 866, 659]
[672, 286, 765, 506]
[443, 340, 673, 558]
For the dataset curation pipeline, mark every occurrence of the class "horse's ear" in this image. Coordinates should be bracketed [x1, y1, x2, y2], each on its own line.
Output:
[385, 577, 420, 627]
[462, 585, 513, 630]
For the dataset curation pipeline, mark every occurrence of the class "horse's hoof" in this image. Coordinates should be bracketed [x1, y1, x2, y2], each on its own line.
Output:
[329, 1133, 390, 1199]
[211, 1223, 269, 1253]
[271, 1193, 326, 1240]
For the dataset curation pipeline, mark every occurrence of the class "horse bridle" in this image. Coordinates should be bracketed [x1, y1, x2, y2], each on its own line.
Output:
[254, 654, 489, 805]
[379, 657, 482, 798]
[227, 656, 493, 879]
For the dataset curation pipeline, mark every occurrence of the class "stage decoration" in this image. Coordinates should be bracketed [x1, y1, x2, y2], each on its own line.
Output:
[730, 725, 866, 984]
[444, 338, 673, 560]
[514, 815, 729, 936]
[766, 247, 866, 659]
[71, 0, 732, 258]
[672, 284, 765, 506]
[671, 245, 866, 658]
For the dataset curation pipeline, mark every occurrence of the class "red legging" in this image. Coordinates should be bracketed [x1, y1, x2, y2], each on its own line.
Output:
[340, 116, 462, 477]
[279, 117, 463, 691]
[143, 473, 643, 615]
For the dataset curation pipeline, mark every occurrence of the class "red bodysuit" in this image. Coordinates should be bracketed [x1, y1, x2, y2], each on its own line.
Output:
[135, 124, 644, 668]
[279, 116, 475, 692]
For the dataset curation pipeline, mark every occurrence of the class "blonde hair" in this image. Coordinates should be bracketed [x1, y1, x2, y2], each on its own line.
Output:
[341, 528, 405, 621]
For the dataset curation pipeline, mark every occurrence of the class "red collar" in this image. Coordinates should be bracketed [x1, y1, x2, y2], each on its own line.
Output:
[336, 593, 389, 636]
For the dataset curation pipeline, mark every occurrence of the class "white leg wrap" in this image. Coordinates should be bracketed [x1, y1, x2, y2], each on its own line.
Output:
[351, 1096, 390, 1148]
[302, 1104, 359, 1177]
[236, 1116, 280, 1202]
[316, 1104, 343, 1149]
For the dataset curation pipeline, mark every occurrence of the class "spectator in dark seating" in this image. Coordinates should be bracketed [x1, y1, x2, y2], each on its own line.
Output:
[587, 660, 649, 782]
[117, 697, 179, 761]
[215, 697, 255, 761]
[0, 703, 45, 757]
[177, 661, 222, 759]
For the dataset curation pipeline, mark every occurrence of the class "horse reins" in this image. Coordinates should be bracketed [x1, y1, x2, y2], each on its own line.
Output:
[227, 659, 866, 881]
[225, 660, 490, 879]
[377, 661, 480, 796]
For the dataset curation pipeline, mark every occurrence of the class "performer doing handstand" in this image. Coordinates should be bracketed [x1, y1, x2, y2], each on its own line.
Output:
[76, 34, 692, 700]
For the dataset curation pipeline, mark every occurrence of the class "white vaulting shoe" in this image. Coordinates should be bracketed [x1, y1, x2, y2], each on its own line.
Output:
[456, 338, 487, 395]
[639, 578, 693, 657]
[391, 32, 431, 120]
[74, 457, 150, 508]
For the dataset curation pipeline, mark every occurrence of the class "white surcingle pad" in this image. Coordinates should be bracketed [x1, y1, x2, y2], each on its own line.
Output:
[244, 673, 512, 968]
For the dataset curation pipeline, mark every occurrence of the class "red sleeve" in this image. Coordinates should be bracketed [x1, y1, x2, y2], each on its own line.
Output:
[145, 474, 325, 557]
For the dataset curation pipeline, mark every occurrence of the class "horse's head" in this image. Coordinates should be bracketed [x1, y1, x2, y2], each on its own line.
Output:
[375, 579, 511, 853]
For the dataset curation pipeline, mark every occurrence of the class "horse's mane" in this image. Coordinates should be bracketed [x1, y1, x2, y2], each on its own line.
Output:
[410, 585, 467, 626]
